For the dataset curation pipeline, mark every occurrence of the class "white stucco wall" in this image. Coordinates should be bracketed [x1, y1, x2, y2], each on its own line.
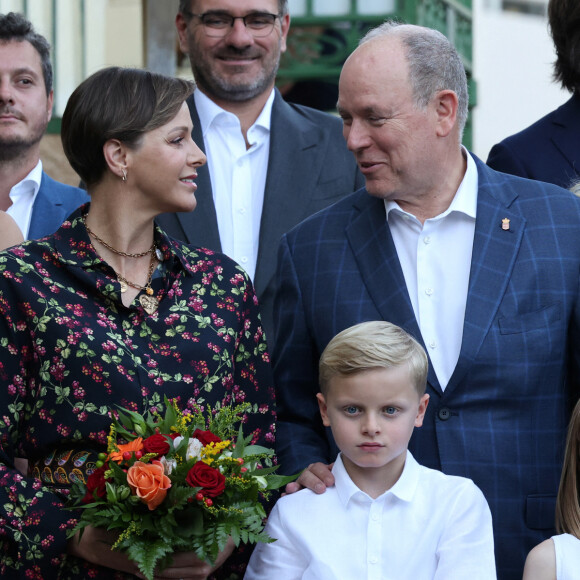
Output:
[471, 0, 570, 159]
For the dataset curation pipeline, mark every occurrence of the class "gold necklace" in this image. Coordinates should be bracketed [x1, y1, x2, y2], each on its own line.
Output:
[82, 214, 159, 314]
[115, 252, 159, 315]
[82, 214, 155, 258]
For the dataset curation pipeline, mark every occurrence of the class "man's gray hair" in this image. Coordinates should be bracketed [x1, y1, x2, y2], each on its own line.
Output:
[360, 21, 469, 141]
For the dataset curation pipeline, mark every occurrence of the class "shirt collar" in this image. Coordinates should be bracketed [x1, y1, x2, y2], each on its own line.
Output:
[51, 203, 197, 277]
[333, 450, 421, 507]
[385, 147, 478, 222]
[9, 159, 43, 200]
[194, 87, 274, 138]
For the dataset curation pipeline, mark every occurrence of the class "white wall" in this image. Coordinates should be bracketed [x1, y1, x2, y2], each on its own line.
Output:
[472, 0, 570, 159]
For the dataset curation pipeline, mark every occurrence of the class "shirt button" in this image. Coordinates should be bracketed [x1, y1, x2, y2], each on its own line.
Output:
[239, 208, 246, 214]
[425, 288, 433, 296]
[438, 407, 451, 421]
[429, 340, 437, 349]
[241, 257, 248, 263]
[369, 557, 378, 564]
[424, 236, 431, 244]
[371, 513, 379, 521]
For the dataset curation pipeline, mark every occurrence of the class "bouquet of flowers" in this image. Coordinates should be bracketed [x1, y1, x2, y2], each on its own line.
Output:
[67, 397, 296, 580]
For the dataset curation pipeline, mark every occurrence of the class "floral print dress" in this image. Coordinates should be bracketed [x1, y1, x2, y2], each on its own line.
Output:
[0, 206, 275, 579]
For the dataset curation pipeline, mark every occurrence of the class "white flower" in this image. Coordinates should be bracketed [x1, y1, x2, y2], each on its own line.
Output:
[172, 436, 203, 461]
[160, 456, 177, 475]
[186, 438, 203, 461]
[254, 476, 268, 489]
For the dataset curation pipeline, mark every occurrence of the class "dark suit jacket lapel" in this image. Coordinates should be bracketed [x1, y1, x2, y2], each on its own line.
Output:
[550, 93, 580, 175]
[345, 193, 441, 391]
[255, 90, 327, 298]
[169, 95, 221, 250]
[446, 157, 526, 394]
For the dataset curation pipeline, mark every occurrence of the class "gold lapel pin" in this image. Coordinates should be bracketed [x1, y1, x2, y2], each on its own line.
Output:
[501, 218, 510, 231]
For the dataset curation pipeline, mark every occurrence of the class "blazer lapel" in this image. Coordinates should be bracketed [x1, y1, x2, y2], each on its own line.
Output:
[254, 91, 327, 297]
[171, 95, 221, 250]
[446, 158, 525, 394]
[345, 194, 441, 391]
[29, 182, 60, 239]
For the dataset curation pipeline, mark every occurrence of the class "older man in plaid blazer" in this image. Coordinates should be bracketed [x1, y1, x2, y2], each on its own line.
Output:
[272, 22, 580, 580]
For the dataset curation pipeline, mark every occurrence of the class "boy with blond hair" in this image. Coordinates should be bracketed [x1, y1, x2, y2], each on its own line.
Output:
[246, 321, 495, 579]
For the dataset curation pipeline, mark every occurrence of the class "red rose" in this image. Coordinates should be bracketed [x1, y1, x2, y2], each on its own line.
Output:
[192, 429, 221, 446]
[142, 433, 170, 458]
[186, 461, 225, 498]
[82, 465, 108, 504]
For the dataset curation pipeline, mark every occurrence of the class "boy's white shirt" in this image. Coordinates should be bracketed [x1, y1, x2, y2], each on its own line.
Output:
[245, 451, 496, 580]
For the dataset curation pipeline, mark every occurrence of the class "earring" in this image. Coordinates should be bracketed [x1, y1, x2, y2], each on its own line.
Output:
[121, 168, 127, 182]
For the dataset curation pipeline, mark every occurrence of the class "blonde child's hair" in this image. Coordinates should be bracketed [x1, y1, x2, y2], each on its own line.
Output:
[319, 321, 428, 396]
[555, 398, 580, 538]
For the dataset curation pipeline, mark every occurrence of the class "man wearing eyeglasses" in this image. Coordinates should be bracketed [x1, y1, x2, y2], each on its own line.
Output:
[157, 0, 363, 344]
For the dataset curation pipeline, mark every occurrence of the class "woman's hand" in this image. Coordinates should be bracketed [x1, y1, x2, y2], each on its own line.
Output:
[67, 526, 141, 576]
[68, 526, 235, 580]
[149, 537, 236, 580]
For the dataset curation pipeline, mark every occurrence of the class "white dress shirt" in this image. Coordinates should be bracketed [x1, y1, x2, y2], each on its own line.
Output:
[194, 89, 274, 281]
[245, 451, 496, 580]
[6, 160, 42, 240]
[385, 149, 478, 389]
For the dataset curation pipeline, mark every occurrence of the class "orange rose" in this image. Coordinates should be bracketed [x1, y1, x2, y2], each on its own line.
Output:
[126, 460, 171, 510]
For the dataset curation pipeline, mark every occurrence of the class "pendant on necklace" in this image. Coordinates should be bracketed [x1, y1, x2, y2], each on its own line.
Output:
[139, 293, 159, 315]
[118, 279, 128, 293]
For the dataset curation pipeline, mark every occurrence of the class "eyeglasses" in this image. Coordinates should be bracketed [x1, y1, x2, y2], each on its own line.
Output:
[186, 11, 281, 38]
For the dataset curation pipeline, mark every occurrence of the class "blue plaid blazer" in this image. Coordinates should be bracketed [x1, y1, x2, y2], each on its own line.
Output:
[272, 155, 580, 580]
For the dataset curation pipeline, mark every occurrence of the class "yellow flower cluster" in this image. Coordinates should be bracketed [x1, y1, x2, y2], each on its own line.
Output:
[201, 440, 231, 465]
[106, 423, 117, 454]
[169, 400, 193, 435]
[112, 521, 140, 550]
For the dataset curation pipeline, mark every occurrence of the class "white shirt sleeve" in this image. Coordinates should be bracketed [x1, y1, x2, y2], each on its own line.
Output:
[434, 479, 497, 580]
[244, 501, 308, 580]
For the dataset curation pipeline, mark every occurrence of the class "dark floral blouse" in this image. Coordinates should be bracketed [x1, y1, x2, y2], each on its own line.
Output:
[0, 205, 275, 579]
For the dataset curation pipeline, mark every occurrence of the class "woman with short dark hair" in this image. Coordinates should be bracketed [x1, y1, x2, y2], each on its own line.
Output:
[0, 67, 274, 579]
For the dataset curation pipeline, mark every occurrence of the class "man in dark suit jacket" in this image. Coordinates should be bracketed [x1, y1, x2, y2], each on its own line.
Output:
[156, 0, 363, 341]
[0, 13, 87, 240]
[487, 0, 580, 189]
[273, 22, 580, 580]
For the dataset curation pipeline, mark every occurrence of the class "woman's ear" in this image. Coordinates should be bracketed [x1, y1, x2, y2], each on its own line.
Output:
[102, 139, 128, 181]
